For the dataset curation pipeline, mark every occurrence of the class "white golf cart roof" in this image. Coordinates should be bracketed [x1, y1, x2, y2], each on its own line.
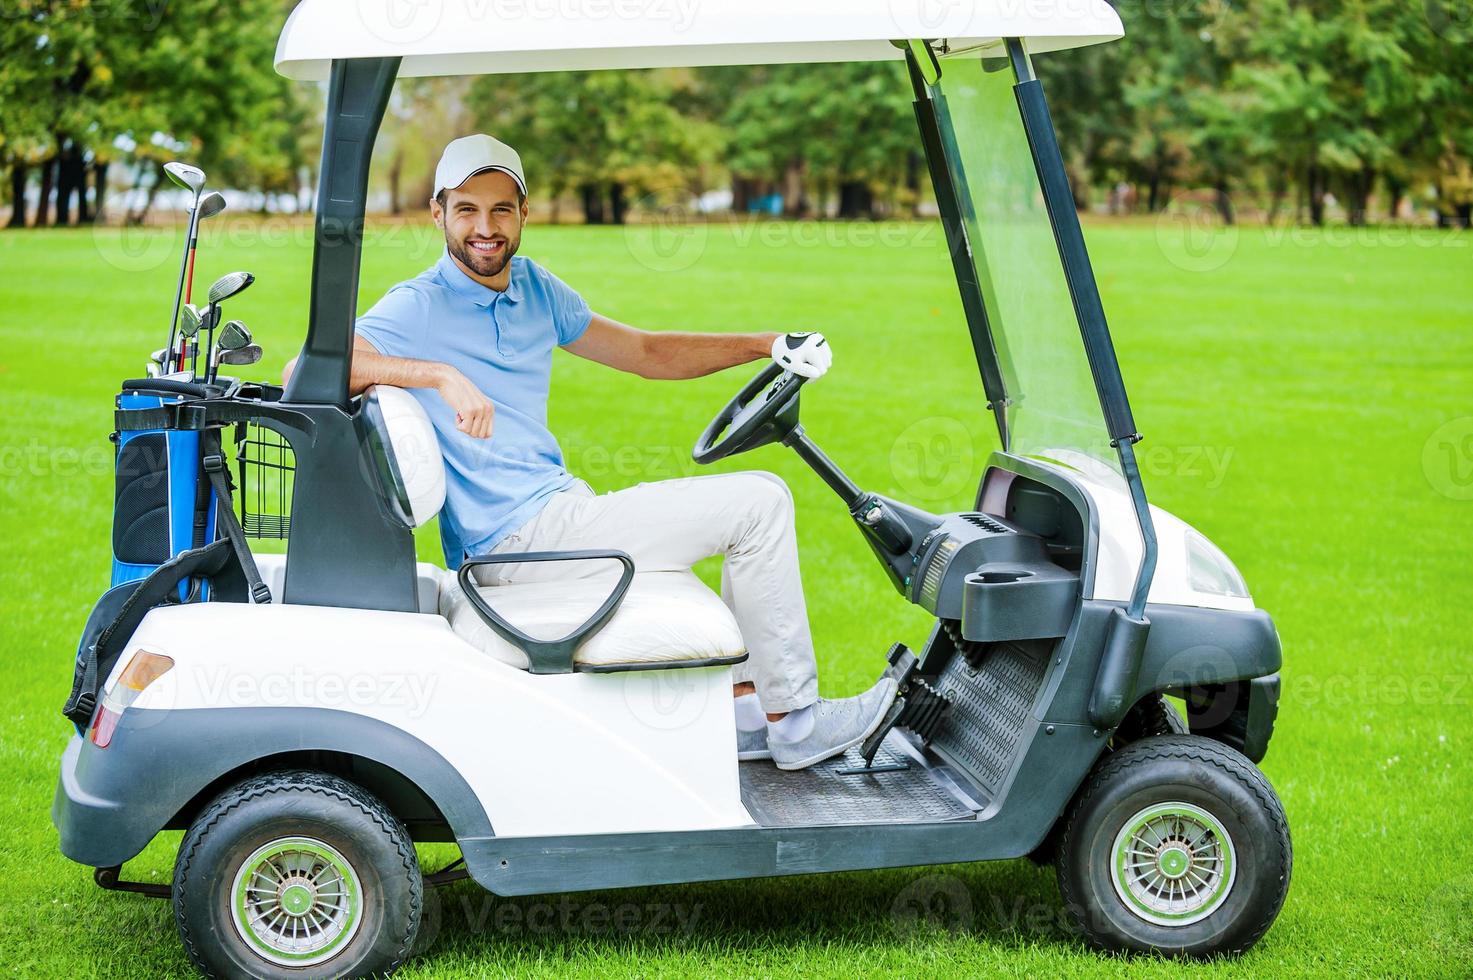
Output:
[274, 0, 1123, 80]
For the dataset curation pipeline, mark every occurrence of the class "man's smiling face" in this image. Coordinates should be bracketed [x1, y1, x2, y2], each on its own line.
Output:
[432, 169, 528, 283]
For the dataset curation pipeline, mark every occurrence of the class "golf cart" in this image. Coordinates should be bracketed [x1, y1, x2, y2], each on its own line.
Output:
[53, 1, 1291, 975]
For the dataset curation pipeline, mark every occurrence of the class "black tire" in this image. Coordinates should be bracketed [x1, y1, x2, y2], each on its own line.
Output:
[1055, 735, 1291, 957]
[173, 770, 422, 979]
[1029, 698, 1187, 867]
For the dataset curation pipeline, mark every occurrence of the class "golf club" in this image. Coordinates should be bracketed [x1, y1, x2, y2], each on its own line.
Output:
[212, 344, 264, 394]
[208, 320, 253, 384]
[174, 192, 227, 370]
[162, 163, 207, 366]
[218, 343, 263, 367]
[176, 304, 203, 376]
[200, 272, 255, 379]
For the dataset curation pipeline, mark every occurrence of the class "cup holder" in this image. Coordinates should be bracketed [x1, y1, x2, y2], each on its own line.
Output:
[972, 569, 1034, 585]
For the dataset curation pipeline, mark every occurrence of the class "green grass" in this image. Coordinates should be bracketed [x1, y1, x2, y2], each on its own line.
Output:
[2, 214, 1470, 977]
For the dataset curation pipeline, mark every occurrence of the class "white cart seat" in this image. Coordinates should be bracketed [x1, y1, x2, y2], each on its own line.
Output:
[440, 569, 747, 672]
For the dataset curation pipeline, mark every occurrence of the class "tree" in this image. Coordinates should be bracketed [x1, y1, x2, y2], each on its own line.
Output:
[466, 69, 716, 224]
[722, 61, 914, 218]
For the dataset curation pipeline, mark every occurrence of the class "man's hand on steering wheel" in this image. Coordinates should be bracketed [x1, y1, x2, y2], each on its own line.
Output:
[772, 332, 831, 379]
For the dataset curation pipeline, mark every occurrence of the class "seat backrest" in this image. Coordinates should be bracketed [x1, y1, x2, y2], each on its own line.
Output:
[360, 385, 446, 528]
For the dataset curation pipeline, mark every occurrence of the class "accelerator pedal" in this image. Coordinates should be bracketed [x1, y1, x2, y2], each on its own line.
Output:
[837, 643, 915, 775]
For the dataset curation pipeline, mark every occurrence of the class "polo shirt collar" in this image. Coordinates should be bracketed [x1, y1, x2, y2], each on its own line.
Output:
[436, 249, 521, 308]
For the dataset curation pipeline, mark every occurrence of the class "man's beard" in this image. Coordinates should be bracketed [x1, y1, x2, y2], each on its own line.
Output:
[448, 232, 518, 279]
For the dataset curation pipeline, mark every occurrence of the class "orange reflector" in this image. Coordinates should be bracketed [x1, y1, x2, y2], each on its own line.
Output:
[90, 650, 175, 748]
[117, 650, 174, 691]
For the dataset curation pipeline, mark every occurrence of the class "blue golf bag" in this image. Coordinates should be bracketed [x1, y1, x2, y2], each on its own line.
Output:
[111, 388, 220, 600]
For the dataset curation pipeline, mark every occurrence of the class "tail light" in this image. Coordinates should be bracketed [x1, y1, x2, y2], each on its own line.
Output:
[90, 650, 174, 748]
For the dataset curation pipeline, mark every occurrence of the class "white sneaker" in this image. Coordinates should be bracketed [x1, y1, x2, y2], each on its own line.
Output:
[768, 678, 898, 771]
[737, 726, 772, 761]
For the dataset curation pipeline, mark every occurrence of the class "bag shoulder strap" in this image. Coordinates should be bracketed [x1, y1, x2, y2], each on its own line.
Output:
[201, 428, 271, 605]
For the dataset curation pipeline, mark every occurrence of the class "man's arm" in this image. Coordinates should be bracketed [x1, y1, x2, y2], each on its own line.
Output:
[283, 337, 496, 439]
[564, 314, 779, 380]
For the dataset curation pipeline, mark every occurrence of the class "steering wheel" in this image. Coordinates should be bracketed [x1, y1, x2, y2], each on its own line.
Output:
[693, 362, 807, 464]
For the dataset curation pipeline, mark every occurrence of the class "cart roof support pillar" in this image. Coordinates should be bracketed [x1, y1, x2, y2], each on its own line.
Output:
[284, 57, 400, 408]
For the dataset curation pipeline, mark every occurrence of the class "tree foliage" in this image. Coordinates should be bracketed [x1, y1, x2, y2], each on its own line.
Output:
[3, 0, 1470, 227]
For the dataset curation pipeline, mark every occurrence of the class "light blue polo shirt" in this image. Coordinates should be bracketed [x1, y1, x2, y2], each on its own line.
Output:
[355, 251, 592, 567]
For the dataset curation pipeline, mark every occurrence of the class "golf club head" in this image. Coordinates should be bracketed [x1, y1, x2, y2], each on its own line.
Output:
[219, 343, 263, 367]
[179, 304, 203, 338]
[218, 319, 252, 352]
[207, 270, 255, 305]
[196, 191, 227, 219]
[163, 161, 206, 194]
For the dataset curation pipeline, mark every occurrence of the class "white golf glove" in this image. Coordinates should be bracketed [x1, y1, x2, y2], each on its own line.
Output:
[772, 332, 832, 379]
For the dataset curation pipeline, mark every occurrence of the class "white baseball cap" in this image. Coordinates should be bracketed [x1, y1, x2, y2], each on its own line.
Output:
[433, 134, 526, 200]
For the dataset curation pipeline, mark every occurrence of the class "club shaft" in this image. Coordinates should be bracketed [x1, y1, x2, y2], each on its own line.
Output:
[165, 192, 204, 366]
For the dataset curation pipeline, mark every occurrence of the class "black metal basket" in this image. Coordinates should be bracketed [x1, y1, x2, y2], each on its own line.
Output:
[233, 422, 294, 538]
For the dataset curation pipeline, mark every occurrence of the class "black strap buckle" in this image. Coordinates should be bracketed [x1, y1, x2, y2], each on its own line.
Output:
[250, 582, 273, 604]
[72, 692, 96, 720]
[202, 452, 226, 474]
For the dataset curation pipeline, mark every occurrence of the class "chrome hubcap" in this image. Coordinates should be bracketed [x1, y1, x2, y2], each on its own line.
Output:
[231, 836, 362, 966]
[1111, 802, 1236, 926]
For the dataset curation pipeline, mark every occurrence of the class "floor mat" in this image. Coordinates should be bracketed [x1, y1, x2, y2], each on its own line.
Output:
[738, 731, 979, 827]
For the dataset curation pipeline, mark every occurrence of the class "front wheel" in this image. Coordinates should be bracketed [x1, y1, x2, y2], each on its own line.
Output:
[1055, 735, 1291, 957]
[173, 770, 422, 979]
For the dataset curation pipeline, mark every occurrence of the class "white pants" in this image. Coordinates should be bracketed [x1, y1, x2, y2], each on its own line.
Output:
[475, 472, 820, 713]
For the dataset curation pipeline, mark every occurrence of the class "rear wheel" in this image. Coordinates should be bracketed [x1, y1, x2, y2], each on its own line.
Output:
[173, 770, 422, 979]
[1055, 735, 1290, 957]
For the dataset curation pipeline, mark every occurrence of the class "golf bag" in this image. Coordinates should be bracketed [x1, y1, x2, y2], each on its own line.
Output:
[64, 381, 270, 730]
[111, 385, 218, 599]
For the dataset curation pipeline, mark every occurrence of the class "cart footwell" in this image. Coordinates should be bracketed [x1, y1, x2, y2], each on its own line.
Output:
[739, 731, 981, 827]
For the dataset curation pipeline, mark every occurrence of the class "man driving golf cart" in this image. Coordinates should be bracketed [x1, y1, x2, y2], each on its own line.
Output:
[289, 134, 896, 770]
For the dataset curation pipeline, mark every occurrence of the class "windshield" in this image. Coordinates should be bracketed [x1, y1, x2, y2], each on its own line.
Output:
[929, 53, 1117, 471]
